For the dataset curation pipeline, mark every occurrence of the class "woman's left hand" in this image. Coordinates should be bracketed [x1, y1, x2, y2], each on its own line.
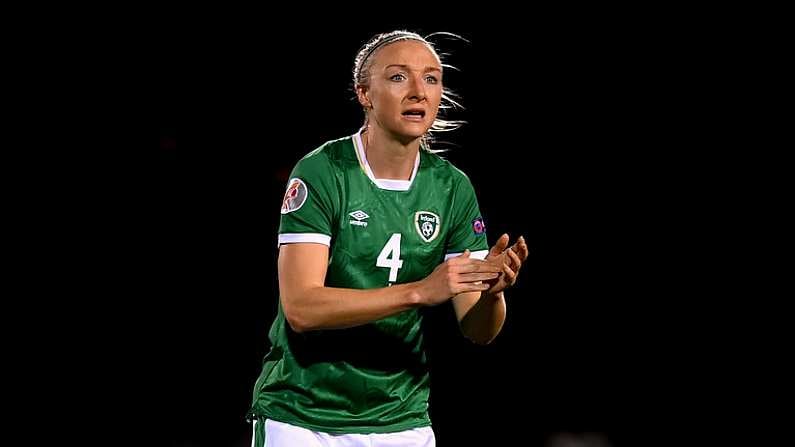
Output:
[483, 234, 529, 295]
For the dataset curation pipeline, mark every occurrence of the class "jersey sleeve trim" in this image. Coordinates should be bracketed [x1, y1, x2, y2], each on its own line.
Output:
[278, 233, 331, 247]
[444, 249, 489, 261]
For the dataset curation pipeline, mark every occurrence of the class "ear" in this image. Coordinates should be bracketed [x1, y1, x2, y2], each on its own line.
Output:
[356, 86, 371, 109]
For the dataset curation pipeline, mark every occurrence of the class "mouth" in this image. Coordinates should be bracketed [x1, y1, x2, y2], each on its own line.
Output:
[401, 109, 426, 122]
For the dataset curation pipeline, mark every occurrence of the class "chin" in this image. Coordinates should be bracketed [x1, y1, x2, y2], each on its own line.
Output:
[394, 131, 426, 145]
[396, 123, 430, 140]
[381, 116, 431, 143]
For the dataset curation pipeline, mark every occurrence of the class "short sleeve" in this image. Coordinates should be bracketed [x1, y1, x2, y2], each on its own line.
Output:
[445, 174, 489, 260]
[278, 153, 338, 247]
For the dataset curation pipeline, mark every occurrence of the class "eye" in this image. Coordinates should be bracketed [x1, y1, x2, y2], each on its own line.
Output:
[425, 75, 439, 84]
[389, 73, 406, 82]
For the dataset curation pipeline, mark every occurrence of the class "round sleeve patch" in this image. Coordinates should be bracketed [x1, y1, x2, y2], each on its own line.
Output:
[472, 216, 486, 235]
[281, 178, 308, 214]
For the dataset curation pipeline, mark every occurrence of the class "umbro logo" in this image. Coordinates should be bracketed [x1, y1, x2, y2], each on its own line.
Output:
[349, 210, 369, 227]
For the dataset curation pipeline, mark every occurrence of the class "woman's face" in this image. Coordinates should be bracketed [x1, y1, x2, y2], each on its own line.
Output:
[359, 40, 443, 143]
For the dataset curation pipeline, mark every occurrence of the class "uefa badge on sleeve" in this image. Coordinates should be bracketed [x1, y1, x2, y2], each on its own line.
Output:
[281, 178, 307, 214]
[414, 211, 440, 243]
[472, 217, 486, 235]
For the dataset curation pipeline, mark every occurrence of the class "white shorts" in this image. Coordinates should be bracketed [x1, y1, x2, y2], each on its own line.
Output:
[251, 418, 436, 447]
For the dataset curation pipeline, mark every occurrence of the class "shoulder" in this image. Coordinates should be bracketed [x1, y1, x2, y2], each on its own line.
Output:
[292, 135, 355, 176]
[421, 149, 473, 187]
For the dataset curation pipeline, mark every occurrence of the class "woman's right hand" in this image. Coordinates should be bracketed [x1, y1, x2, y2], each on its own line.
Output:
[416, 250, 502, 306]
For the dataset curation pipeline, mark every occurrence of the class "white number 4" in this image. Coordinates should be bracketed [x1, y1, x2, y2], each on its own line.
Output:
[376, 233, 403, 283]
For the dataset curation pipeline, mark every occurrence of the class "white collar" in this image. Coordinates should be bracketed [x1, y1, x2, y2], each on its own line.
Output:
[352, 130, 419, 191]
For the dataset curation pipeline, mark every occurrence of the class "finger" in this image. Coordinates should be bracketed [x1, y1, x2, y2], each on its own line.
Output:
[458, 282, 491, 293]
[506, 248, 522, 270]
[509, 236, 526, 256]
[489, 233, 510, 257]
[503, 267, 519, 286]
[502, 263, 517, 284]
[455, 260, 502, 273]
[518, 236, 529, 260]
[511, 236, 528, 260]
[448, 250, 471, 265]
[459, 272, 500, 282]
[454, 282, 491, 294]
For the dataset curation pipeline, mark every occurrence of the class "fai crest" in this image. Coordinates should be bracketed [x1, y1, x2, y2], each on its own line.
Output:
[281, 178, 307, 214]
[414, 211, 440, 242]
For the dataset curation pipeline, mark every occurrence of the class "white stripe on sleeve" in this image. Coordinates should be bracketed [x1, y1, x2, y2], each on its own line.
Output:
[444, 249, 489, 261]
[278, 233, 331, 247]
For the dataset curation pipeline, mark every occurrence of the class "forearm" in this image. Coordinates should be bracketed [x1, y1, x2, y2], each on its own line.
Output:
[459, 291, 506, 345]
[278, 243, 498, 333]
[282, 282, 426, 333]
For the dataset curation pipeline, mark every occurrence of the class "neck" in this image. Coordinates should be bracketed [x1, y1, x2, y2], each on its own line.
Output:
[361, 125, 420, 180]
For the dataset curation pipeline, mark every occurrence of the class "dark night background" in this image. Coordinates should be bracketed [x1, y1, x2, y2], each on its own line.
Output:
[147, 12, 731, 447]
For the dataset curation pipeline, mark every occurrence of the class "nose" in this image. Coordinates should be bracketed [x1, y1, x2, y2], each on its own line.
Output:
[407, 73, 426, 102]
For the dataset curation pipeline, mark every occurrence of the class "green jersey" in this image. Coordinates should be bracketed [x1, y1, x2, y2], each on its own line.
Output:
[249, 131, 489, 434]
